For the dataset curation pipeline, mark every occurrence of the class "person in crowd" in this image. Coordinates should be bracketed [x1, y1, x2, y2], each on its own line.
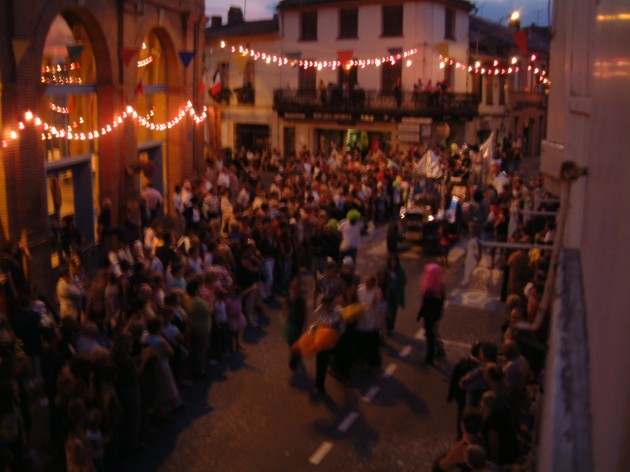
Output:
[184, 278, 212, 378]
[312, 294, 345, 396]
[354, 274, 384, 369]
[433, 408, 484, 471]
[416, 263, 445, 365]
[383, 254, 407, 335]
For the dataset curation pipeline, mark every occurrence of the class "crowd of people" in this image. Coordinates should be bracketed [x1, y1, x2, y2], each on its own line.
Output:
[0, 133, 555, 471]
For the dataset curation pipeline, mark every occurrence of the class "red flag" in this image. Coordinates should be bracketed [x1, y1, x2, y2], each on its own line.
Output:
[209, 67, 222, 96]
[514, 30, 528, 55]
[136, 78, 144, 95]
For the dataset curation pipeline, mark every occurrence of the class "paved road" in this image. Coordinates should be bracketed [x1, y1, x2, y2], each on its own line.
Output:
[118, 230, 505, 472]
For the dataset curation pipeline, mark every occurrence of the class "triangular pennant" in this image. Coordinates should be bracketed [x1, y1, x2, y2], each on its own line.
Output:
[67, 45, 84, 61]
[136, 78, 144, 96]
[337, 50, 354, 64]
[514, 30, 528, 55]
[387, 48, 402, 56]
[178, 50, 195, 68]
[12, 39, 30, 64]
[198, 80, 206, 94]
[434, 42, 449, 58]
[232, 52, 249, 74]
[120, 47, 139, 67]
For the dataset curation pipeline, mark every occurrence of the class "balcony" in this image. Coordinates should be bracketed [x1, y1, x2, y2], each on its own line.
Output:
[273, 89, 480, 122]
[234, 86, 255, 105]
[509, 90, 548, 110]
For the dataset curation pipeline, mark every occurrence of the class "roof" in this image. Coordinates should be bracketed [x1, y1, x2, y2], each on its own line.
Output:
[277, 0, 474, 12]
[206, 16, 279, 40]
[469, 15, 550, 56]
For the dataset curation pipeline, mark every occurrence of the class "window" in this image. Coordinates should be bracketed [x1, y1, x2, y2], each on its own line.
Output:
[445, 8, 455, 40]
[485, 76, 494, 105]
[339, 8, 358, 39]
[498, 76, 506, 105]
[298, 63, 316, 94]
[443, 64, 454, 90]
[300, 11, 317, 41]
[381, 61, 402, 94]
[382, 5, 403, 37]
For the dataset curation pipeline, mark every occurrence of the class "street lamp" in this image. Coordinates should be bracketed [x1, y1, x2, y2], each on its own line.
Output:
[509, 10, 521, 29]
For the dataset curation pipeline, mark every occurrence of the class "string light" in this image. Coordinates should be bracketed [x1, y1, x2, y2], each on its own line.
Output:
[137, 56, 153, 67]
[2, 100, 207, 145]
[221, 41, 418, 70]
[438, 54, 549, 82]
[50, 102, 70, 114]
[41, 62, 83, 84]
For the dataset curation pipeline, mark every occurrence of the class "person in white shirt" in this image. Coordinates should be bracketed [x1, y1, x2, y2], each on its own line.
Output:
[355, 275, 384, 368]
[338, 210, 362, 264]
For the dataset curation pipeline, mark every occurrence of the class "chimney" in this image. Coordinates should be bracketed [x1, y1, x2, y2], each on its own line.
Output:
[227, 6, 244, 25]
[210, 16, 222, 28]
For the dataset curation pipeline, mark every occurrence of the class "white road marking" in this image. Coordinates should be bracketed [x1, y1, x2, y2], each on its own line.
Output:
[399, 345, 412, 358]
[362, 386, 380, 402]
[337, 411, 359, 432]
[309, 441, 334, 465]
[414, 328, 473, 349]
[382, 363, 398, 378]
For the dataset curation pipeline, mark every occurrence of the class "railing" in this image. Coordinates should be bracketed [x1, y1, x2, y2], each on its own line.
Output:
[234, 87, 255, 105]
[509, 90, 547, 110]
[273, 89, 480, 119]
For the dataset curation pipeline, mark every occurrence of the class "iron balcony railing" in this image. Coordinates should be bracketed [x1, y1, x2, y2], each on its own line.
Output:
[273, 89, 480, 119]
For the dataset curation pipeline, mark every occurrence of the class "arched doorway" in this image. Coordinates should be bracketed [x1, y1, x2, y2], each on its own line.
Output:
[41, 13, 100, 267]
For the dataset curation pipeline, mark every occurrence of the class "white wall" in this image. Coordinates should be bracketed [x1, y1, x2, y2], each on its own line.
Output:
[539, 0, 630, 470]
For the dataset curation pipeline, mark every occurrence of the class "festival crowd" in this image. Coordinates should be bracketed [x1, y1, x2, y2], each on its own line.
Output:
[0, 134, 556, 471]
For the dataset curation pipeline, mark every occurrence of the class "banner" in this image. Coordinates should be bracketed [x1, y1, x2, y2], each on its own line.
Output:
[178, 50, 195, 68]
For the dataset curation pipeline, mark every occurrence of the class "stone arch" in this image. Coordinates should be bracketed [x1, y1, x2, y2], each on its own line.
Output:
[134, 23, 183, 88]
[25, 2, 114, 87]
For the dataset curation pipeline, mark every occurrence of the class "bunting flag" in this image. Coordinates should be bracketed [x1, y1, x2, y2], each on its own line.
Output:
[12, 39, 30, 64]
[67, 45, 85, 61]
[136, 78, 144, 96]
[387, 47, 402, 56]
[434, 42, 449, 58]
[198, 80, 206, 94]
[232, 52, 250, 74]
[178, 50, 195, 68]
[514, 30, 528, 55]
[337, 50, 354, 64]
[120, 47, 139, 67]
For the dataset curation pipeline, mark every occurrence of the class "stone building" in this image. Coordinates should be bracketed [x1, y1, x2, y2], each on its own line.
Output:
[0, 0, 206, 297]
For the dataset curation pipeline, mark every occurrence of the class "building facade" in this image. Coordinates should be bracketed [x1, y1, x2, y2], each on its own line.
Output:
[537, 0, 630, 470]
[468, 16, 549, 156]
[0, 0, 206, 298]
[206, 0, 479, 158]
